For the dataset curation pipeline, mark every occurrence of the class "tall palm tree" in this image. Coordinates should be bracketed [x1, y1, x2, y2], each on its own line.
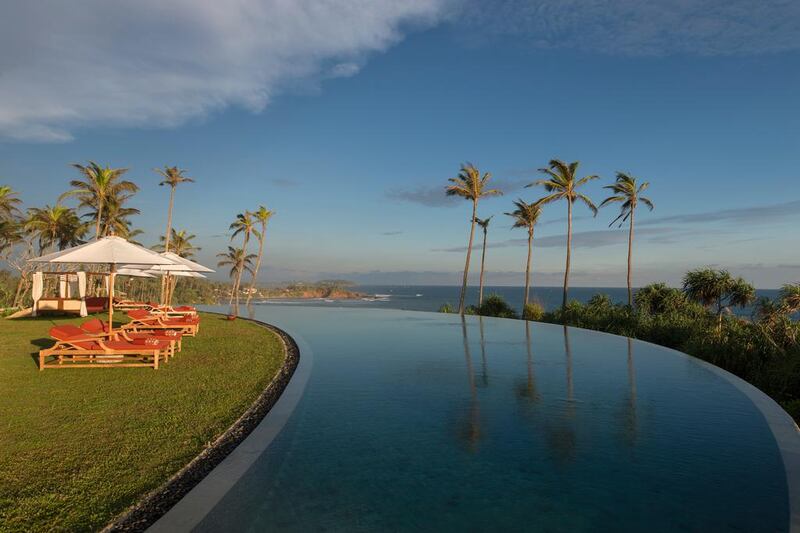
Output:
[217, 246, 256, 312]
[246, 206, 275, 305]
[25, 205, 86, 253]
[446, 164, 502, 314]
[156, 166, 194, 252]
[600, 172, 654, 306]
[155, 229, 200, 258]
[60, 161, 137, 239]
[474, 216, 493, 307]
[0, 186, 22, 221]
[229, 212, 260, 305]
[505, 199, 543, 309]
[83, 186, 140, 238]
[529, 159, 598, 309]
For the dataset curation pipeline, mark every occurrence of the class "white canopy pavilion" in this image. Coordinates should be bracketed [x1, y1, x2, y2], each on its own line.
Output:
[28, 236, 177, 324]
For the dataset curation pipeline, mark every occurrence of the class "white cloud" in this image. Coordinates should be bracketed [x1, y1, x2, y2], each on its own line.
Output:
[458, 0, 800, 56]
[0, 0, 448, 141]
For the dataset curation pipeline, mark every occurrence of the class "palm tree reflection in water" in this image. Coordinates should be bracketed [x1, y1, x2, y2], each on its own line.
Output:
[517, 320, 539, 402]
[459, 316, 481, 453]
[544, 325, 577, 464]
[623, 337, 639, 446]
[478, 317, 489, 388]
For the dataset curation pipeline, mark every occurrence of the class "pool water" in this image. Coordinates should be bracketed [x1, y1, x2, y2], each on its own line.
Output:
[195, 307, 789, 532]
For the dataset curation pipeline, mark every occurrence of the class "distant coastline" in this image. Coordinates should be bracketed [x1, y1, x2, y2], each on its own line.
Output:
[258, 287, 365, 300]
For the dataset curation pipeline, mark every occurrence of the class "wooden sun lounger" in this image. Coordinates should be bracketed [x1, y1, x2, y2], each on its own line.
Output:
[113, 299, 198, 317]
[80, 318, 182, 358]
[39, 325, 171, 370]
[124, 310, 200, 337]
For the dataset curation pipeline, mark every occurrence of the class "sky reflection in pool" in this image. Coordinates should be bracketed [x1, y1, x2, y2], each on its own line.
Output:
[197, 307, 788, 532]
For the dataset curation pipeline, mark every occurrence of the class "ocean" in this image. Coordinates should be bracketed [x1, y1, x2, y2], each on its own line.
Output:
[252, 285, 780, 317]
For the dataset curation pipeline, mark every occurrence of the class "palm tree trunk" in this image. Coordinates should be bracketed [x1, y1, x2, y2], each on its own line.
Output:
[160, 187, 175, 304]
[458, 201, 478, 314]
[95, 200, 103, 239]
[627, 207, 635, 307]
[165, 186, 175, 252]
[246, 228, 265, 306]
[478, 228, 487, 307]
[563, 200, 572, 310]
[233, 266, 242, 312]
[524, 228, 532, 309]
[233, 234, 249, 306]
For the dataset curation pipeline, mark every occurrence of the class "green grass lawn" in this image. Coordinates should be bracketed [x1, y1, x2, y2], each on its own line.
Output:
[0, 312, 285, 532]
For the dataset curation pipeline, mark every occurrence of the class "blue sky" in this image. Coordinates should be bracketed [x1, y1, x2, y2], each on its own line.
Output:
[0, 0, 798, 287]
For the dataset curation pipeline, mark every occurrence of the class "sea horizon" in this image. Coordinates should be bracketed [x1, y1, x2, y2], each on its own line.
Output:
[250, 284, 781, 317]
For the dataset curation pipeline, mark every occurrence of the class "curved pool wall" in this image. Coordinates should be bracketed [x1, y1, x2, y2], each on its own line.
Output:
[153, 306, 798, 532]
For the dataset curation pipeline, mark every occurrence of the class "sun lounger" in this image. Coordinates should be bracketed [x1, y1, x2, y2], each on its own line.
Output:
[80, 318, 182, 357]
[113, 298, 197, 317]
[39, 325, 171, 370]
[124, 309, 200, 336]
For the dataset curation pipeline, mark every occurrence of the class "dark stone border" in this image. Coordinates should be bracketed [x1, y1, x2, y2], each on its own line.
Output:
[102, 316, 299, 533]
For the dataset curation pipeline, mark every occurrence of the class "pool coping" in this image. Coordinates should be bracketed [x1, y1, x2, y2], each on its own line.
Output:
[102, 316, 300, 532]
[642, 338, 800, 533]
[145, 318, 314, 532]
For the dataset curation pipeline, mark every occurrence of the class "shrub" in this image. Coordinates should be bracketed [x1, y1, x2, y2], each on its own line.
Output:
[471, 294, 518, 319]
[438, 303, 454, 313]
[523, 302, 544, 321]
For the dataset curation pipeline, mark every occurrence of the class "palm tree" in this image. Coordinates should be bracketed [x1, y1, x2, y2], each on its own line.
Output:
[155, 229, 200, 258]
[600, 172, 654, 306]
[229, 212, 260, 305]
[246, 206, 275, 305]
[0, 219, 22, 255]
[446, 164, 502, 314]
[156, 166, 194, 252]
[505, 199, 543, 310]
[60, 161, 137, 239]
[25, 205, 86, 253]
[217, 246, 256, 312]
[682, 268, 755, 332]
[83, 186, 140, 238]
[155, 229, 200, 304]
[474, 216, 493, 307]
[0, 186, 22, 221]
[529, 159, 598, 309]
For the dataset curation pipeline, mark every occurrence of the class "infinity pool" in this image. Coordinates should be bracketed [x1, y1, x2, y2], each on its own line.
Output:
[159, 307, 795, 531]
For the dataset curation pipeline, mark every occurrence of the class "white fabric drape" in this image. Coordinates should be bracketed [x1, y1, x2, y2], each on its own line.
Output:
[58, 275, 68, 298]
[77, 271, 88, 317]
[31, 271, 44, 317]
[68, 275, 78, 299]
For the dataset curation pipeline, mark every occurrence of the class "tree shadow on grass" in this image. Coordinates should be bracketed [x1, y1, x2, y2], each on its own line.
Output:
[28, 338, 53, 368]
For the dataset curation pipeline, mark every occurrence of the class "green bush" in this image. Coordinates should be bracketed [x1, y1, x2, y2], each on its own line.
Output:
[467, 294, 518, 319]
[438, 303, 454, 313]
[522, 302, 544, 321]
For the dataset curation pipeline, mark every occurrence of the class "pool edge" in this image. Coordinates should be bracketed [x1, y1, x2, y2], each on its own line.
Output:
[143, 317, 314, 533]
[102, 315, 302, 533]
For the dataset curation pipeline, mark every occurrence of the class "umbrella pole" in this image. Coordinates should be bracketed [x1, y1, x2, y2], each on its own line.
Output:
[108, 264, 116, 329]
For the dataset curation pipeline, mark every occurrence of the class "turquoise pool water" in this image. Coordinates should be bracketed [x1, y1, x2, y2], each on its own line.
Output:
[196, 307, 790, 532]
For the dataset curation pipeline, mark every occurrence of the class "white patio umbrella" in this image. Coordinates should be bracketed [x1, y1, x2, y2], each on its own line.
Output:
[124, 251, 213, 305]
[116, 268, 157, 278]
[29, 236, 177, 326]
[147, 269, 207, 278]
